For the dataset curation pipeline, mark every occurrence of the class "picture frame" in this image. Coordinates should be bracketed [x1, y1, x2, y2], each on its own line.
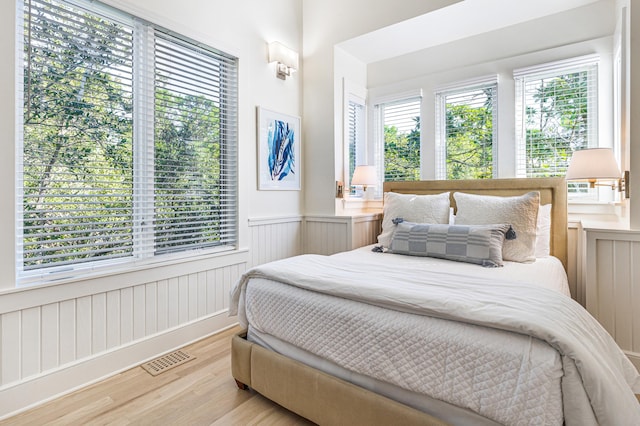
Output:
[257, 107, 301, 190]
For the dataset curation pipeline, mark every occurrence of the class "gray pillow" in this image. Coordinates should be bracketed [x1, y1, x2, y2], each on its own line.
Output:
[389, 221, 512, 267]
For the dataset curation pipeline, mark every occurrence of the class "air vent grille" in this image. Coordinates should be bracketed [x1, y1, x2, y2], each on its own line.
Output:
[141, 350, 195, 376]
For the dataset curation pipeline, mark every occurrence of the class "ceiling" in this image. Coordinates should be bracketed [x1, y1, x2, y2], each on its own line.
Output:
[337, 0, 603, 64]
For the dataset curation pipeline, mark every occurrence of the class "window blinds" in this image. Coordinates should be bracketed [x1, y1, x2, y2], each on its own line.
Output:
[152, 32, 238, 255]
[515, 56, 598, 178]
[19, 0, 238, 278]
[435, 82, 497, 180]
[379, 97, 421, 182]
[347, 99, 364, 187]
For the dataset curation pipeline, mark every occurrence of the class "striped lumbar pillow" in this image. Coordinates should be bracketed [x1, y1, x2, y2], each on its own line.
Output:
[389, 221, 513, 267]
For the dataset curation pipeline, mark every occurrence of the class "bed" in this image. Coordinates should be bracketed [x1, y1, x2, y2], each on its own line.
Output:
[229, 178, 640, 425]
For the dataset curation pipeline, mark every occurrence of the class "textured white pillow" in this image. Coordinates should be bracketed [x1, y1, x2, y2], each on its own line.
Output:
[454, 191, 540, 263]
[535, 204, 552, 258]
[378, 192, 450, 247]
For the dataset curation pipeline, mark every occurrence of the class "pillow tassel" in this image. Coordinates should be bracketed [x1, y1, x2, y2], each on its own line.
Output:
[392, 217, 404, 225]
[506, 225, 517, 240]
[371, 245, 384, 253]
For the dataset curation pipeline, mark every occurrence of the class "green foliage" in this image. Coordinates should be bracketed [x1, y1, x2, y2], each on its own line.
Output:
[22, 2, 134, 269]
[154, 89, 223, 252]
[525, 72, 589, 177]
[445, 96, 493, 180]
[384, 117, 420, 181]
[21, 0, 225, 269]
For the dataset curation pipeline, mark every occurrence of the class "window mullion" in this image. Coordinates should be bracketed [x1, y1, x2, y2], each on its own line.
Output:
[133, 20, 155, 259]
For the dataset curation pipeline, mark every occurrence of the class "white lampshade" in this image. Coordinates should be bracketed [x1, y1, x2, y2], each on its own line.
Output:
[566, 148, 621, 181]
[351, 165, 377, 188]
[268, 42, 298, 79]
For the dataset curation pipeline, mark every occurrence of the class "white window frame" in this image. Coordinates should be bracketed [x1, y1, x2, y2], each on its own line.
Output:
[343, 79, 367, 197]
[372, 90, 422, 198]
[514, 55, 601, 200]
[16, 0, 238, 284]
[434, 75, 498, 180]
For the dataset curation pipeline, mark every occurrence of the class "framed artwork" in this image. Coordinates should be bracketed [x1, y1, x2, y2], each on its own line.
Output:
[257, 107, 301, 190]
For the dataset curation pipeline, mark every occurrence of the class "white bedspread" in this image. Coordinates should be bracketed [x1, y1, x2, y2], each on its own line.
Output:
[230, 250, 640, 425]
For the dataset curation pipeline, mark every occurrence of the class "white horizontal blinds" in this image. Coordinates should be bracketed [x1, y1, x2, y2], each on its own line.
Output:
[20, 0, 135, 271]
[441, 83, 497, 180]
[515, 56, 598, 178]
[382, 97, 421, 181]
[153, 31, 238, 254]
[18, 0, 238, 279]
[347, 100, 364, 187]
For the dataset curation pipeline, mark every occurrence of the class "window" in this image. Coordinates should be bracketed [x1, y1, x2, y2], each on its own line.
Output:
[346, 98, 365, 192]
[374, 96, 421, 183]
[515, 56, 598, 181]
[435, 79, 497, 180]
[18, 0, 238, 280]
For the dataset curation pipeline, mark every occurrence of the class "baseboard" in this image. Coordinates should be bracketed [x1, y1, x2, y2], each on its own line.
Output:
[0, 311, 238, 420]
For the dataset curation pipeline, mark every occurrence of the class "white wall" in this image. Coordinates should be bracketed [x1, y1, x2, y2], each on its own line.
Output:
[0, 0, 303, 418]
[302, 0, 460, 215]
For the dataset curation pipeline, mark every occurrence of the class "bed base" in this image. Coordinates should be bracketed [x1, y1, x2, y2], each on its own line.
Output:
[231, 330, 450, 426]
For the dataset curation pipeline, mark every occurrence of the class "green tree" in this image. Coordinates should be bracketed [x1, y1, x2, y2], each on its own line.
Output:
[22, 1, 134, 268]
[445, 88, 494, 180]
[384, 117, 420, 181]
[154, 89, 222, 252]
[525, 72, 589, 176]
[22, 0, 226, 269]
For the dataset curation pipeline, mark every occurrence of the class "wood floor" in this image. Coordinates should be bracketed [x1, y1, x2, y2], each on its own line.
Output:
[0, 326, 313, 425]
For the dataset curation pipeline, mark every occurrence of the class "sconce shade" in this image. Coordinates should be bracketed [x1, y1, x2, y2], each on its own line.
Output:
[566, 148, 621, 181]
[351, 165, 378, 187]
[268, 41, 298, 79]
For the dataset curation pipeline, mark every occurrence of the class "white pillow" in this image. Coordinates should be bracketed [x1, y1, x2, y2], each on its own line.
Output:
[535, 204, 552, 258]
[378, 192, 450, 248]
[454, 191, 540, 263]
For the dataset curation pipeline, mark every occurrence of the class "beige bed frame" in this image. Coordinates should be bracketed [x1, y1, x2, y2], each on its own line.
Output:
[232, 177, 568, 425]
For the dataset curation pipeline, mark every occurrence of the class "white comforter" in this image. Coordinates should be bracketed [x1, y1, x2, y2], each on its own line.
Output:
[230, 251, 640, 425]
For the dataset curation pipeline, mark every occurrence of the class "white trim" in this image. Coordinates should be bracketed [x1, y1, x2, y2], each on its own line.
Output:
[369, 88, 422, 106]
[513, 53, 600, 78]
[0, 312, 238, 420]
[248, 215, 303, 226]
[0, 250, 249, 312]
[434, 74, 499, 93]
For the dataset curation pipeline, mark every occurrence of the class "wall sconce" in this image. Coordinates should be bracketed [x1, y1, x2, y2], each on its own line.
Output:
[351, 165, 378, 194]
[566, 148, 629, 198]
[268, 41, 298, 80]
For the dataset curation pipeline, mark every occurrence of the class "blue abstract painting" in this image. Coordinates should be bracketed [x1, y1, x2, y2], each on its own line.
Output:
[258, 107, 300, 190]
[267, 119, 295, 181]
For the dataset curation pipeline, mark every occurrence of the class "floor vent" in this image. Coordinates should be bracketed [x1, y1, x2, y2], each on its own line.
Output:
[141, 350, 195, 376]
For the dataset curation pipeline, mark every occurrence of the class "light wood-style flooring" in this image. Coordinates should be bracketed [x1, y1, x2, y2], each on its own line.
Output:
[0, 326, 313, 425]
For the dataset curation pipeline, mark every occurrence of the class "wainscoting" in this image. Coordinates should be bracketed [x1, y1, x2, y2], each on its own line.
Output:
[248, 216, 304, 267]
[584, 228, 640, 370]
[0, 251, 248, 418]
[0, 215, 308, 419]
[304, 213, 382, 255]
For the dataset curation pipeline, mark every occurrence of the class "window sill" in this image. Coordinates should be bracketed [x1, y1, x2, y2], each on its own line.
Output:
[12, 247, 249, 293]
[567, 199, 627, 224]
[339, 196, 383, 214]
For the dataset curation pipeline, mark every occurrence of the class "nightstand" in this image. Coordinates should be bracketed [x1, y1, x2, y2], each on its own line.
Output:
[581, 223, 640, 372]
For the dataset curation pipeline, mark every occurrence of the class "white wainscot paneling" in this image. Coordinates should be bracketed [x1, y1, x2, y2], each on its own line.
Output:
[304, 214, 382, 255]
[248, 216, 303, 267]
[585, 229, 640, 370]
[0, 251, 247, 419]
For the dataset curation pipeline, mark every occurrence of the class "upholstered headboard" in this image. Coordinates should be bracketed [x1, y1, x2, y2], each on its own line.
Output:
[382, 177, 568, 270]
